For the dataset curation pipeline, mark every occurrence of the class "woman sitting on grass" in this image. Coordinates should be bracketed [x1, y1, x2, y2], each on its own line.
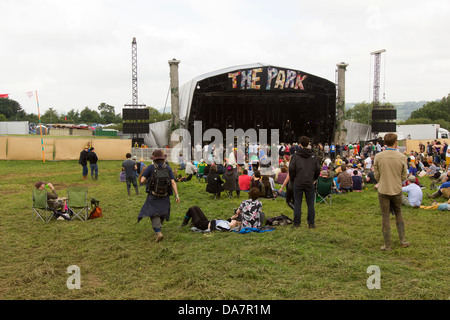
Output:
[206, 164, 224, 199]
[234, 187, 265, 229]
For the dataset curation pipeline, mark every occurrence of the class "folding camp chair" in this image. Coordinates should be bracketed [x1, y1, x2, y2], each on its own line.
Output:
[32, 189, 54, 223]
[315, 176, 333, 205]
[67, 186, 89, 221]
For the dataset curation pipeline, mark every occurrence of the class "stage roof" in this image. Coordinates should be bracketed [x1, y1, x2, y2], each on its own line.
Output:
[179, 63, 336, 126]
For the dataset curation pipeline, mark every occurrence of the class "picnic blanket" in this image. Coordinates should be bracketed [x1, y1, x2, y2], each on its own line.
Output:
[233, 226, 275, 234]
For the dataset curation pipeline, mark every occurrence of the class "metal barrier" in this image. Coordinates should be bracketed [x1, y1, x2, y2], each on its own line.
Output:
[131, 148, 174, 162]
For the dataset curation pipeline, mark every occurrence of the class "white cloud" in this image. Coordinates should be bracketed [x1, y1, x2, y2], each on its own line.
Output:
[0, 0, 449, 116]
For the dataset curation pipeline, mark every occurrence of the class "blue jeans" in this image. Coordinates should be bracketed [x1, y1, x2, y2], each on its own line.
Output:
[293, 184, 316, 226]
[82, 165, 88, 176]
[90, 164, 98, 178]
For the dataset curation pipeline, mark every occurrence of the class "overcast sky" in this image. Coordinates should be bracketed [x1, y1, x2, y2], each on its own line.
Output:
[1, 0, 449, 117]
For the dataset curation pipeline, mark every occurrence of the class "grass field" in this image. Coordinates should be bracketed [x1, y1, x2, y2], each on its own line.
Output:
[0, 159, 448, 300]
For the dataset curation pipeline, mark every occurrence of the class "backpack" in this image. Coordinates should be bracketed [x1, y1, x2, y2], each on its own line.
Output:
[147, 163, 171, 196]
[89, 198, 102, 219]
[265, 214, 293, 226]
[89, 206, 103, 219]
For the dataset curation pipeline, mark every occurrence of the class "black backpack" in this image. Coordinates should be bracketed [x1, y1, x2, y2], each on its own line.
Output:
[147, 163, 171, 196]
[265, 214, 293, 226]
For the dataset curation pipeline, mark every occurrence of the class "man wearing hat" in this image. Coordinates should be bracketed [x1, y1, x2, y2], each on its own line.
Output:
[122, 153, 139, 196]
[86, 147, 98, 181]
[138, 149, 180, 243]
[401, 175, 423, 207]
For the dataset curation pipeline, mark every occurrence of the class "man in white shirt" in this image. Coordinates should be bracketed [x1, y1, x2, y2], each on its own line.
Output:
[364, 156, 373, 173]
[195, 143, 202, 161]
[402, 175, 423, 208]
[376, 142, 382, 153]
[185, 161, 198, 181]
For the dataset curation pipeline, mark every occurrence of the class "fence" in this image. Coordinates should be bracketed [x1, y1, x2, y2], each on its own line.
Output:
[0, 136, 131, 161]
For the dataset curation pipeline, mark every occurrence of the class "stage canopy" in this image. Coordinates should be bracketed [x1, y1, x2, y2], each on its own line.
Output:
[178, 63, 336, 144]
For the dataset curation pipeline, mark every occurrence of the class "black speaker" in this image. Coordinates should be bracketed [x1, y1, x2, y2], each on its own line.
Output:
[123, 108, 149, 121]
[372, 109, 396, 121]
[123, 122, 150, 134]
[372, 122, 396, 132]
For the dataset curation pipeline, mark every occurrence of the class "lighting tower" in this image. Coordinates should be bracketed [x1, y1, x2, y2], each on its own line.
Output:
[370, 49, 396, 135]
[125, 37, 146, 108]
[370, 49, 386, 106]
[123, 37, 149, 148]
[131, 37, 138, 105]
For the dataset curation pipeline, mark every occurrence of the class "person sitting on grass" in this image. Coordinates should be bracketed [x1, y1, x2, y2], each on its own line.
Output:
[206, 164, 224, 199]
[261, 175, 275, 198]
[401, 175, 423, 208]
[426, 181, 450, 199]
[337, 165, 353, 193]
[352, 170, 364, 192]
[239, 169, 252, 191]
[184, 160, 197, 181]
[234, 187, 265, 229]
[223, 165, 240, 198]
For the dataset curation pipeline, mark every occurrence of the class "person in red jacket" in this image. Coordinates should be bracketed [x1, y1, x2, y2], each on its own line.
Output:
[239, 169, 252, 191]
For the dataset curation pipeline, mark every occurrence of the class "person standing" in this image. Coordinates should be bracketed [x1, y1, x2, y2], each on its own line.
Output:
[79, 146, 89, 180]
[323, 143, 330, 159]
[330, 142, 336, 161]
[374, 133, 409, 251]
[289, 136, 321, 229]
[138, 149, 180, 242]
[122, 153, 139, 196]
[86, 147, 98, 181]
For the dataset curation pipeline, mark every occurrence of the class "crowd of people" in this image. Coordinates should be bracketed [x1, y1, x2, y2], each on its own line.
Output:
[130, 135, 449, 246]
[42, 136, 449, 246]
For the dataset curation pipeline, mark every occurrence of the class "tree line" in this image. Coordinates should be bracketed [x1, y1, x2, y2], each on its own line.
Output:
[0, 98, 171, 126]
[345, 94, 450, 130]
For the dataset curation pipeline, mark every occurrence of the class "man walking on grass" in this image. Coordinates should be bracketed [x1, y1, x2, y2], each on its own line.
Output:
[122, 153, 139, 196]
[374, 133, 410, 251]
[288, 136, 321, 229]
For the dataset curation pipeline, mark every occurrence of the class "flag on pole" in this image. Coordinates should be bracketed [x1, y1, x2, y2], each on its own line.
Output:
[35, 90, 45, 163]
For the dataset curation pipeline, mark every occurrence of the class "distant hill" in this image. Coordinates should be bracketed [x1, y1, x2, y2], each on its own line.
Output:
[158, 106, 171, 114]
[345, 101, 429, 121]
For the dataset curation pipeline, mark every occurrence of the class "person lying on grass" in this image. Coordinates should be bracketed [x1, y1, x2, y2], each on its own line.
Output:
[180, 205, 241, 232]
[180, 187, 265, 232]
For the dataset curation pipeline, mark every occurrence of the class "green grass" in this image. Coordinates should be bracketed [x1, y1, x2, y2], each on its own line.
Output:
[0, 160, 448, 300]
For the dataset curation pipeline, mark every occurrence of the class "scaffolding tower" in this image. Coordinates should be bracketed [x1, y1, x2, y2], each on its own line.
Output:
[370, 49, 386, 107]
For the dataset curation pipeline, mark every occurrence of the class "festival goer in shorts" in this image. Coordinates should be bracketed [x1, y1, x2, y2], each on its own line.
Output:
[34, 181, 67, 215]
